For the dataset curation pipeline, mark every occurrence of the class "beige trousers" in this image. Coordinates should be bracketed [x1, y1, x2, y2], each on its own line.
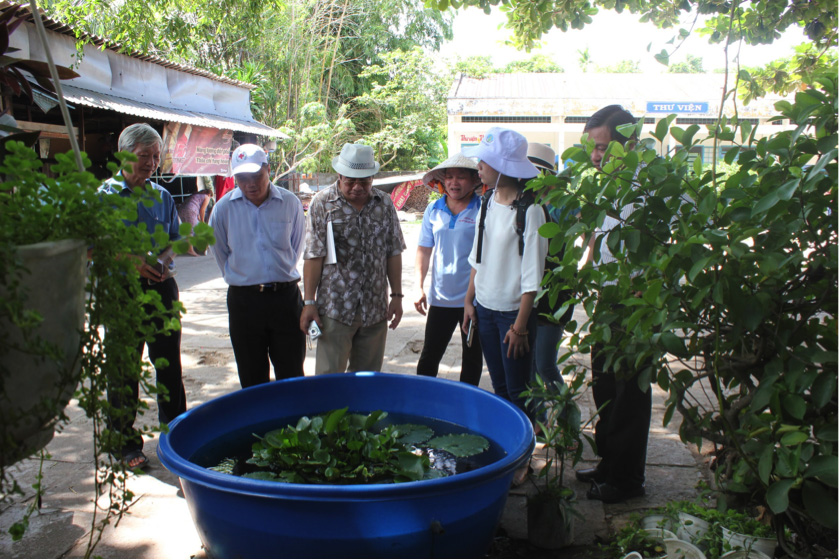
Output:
[314, 315, 388, 375]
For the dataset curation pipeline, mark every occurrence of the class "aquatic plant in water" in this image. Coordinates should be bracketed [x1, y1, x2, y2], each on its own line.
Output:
[210, 408, 489, 484]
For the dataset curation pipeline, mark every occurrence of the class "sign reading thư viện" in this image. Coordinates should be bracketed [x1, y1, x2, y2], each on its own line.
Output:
[161, 123, 234, 175]
[646, 102, 709, 114]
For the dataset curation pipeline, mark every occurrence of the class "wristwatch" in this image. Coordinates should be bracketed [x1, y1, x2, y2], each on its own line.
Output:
[303, 299, 317, 306]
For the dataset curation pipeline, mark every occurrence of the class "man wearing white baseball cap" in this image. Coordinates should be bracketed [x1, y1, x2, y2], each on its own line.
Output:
[300, 143, 406, 374]
[209, 143, 306, 388]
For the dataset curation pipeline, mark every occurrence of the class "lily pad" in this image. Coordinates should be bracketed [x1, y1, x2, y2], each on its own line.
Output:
[392, 423, 434, 446]
[428, 434, 489, 457]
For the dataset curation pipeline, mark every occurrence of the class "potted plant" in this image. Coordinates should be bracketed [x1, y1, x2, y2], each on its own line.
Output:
[637, 509, 678, 540]
[523, 369, 592, 549]
[663, 500, 724, 552]
[0, 141, 214, 549]
[623, 511, 709, 559]
[610, 524, 668, 559]
[606, 522, 705, 559]
[0, 4, 87, 471]
[0, 4, 214, 553]
[718, 510, 776, 557]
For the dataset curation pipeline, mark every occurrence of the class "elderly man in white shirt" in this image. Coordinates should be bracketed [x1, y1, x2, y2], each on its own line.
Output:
[210, 144, 306, 388]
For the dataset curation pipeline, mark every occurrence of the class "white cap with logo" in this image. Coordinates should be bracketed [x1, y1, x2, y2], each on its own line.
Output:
[230, 144, 268, 175]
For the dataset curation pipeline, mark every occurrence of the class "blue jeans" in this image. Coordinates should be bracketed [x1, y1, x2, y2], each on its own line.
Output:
[531, 321, 568, 422]
[475, 302, 536, 420]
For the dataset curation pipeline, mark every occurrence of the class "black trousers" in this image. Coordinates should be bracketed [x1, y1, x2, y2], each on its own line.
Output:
[227, 284, 305, 388]
[590, 337, 652, 490]
[108, 277, 186, 454]
[417, 305, 483, 386]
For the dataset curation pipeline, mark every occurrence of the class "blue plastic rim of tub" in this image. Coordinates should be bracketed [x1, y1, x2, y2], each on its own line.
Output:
[158, 372, 534, 559]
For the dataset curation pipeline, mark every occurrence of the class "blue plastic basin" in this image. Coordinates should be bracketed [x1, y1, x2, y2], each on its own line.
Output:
[158, 372, 534, 558]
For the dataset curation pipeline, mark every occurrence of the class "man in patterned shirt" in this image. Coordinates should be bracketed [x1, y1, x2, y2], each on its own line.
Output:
[300, 143, 407, 374]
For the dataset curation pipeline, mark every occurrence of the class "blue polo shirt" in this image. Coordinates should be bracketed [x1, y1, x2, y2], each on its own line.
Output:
[99, 178, 182, 247]
[418, 193, 480, 308]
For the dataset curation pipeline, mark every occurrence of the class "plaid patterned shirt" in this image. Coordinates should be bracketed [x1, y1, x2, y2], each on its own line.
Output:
[304, 183, 406, 326]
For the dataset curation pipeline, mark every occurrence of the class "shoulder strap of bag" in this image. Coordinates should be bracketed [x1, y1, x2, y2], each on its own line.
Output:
[513, 190, 537, 256]
[476, 188, 493, 264]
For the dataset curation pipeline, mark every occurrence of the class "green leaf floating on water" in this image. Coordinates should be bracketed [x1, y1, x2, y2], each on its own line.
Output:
[392, 424, 434, 446]
[427, 434, 489, 457]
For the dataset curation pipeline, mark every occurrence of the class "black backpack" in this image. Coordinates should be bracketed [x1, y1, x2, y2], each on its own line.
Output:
[476, 188, 544, 263]
[475, 188, 572, 325]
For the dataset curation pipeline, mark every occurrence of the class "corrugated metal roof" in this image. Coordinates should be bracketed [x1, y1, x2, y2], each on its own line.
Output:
[449, 72, 790, 102]
[0, 1, 253, 90]
[449, 73, 564, 99]
[61, 84, 288, 138]
[561, 73, 727, 101]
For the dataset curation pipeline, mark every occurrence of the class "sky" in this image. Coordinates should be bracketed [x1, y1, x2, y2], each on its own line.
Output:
[438, 7, 808, 73]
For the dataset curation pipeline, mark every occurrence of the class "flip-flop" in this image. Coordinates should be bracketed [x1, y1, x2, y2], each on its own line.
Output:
[122, 449, 149, 471]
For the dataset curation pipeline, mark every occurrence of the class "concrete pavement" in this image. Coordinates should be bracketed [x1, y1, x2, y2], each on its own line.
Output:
[0, 221, 708, 558]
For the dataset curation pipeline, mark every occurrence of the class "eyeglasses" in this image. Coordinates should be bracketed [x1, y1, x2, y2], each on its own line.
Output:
[340, 177, 373, 186]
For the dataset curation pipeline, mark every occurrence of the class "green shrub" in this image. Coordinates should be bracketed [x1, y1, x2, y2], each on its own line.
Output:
[533, 72, 838, 557]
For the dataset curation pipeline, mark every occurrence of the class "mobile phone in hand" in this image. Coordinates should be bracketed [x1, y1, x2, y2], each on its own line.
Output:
[466, 319, 475, 347]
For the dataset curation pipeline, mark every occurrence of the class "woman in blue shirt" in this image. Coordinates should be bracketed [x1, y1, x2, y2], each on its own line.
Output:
[415, 154, 484, 385]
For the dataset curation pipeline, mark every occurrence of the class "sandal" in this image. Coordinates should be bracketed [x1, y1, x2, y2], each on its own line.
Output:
[121, 449, 149, 471]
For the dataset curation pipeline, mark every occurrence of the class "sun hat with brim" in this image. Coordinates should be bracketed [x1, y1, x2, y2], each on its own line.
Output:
[331, 143, 381, 178]
[422, 153, 480, 188]
[230, 144, 269, 175]
[461, 127, 539, 179]
[527, 142, 557, 173]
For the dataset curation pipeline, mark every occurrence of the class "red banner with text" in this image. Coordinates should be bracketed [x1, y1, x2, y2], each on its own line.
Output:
[161, 123, 234, 176]
[390, 180, 423, 210]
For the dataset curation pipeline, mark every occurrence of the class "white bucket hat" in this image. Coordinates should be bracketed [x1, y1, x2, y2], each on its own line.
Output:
[527, 143, 557, 173]
[462, 127, 538, 179]
[422, 153, 480, 188]
[230, 144, 268, 175]
[331, 143, 381, 178]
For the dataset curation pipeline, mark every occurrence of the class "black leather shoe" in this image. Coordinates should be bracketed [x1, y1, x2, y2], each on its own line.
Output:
[575, 467, 606, 484]
[586, 481, 645, 504]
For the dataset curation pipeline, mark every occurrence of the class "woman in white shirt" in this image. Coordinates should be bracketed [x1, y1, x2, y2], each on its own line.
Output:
[462, 127, 547, 424]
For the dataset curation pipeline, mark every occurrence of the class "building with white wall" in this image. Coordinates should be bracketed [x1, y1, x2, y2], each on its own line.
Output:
[447, 73, 795, 167]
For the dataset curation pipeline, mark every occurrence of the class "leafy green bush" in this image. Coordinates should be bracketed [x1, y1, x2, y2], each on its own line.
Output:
[533, 73, 837, 557]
